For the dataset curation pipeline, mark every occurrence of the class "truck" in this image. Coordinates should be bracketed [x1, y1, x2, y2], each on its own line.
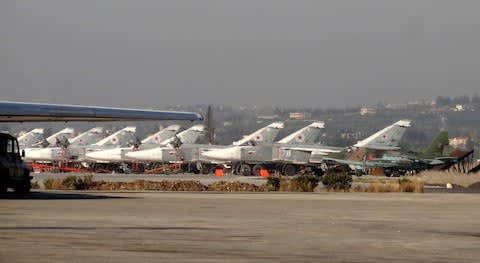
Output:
[0, 133, 32, 194]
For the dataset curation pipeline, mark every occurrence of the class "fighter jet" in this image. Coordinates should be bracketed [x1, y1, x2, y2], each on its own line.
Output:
[200, 121, 325, 175]
[201, 120, 411, 176]
[125, 122, 285, 174]
[121, 124, 209, 163]
[323, 130, 458, 177]
[23, 127, 76, 159]
[24, 126, 136, 162]
[83, 124, 182, 163]
[23, 127, 106, 162]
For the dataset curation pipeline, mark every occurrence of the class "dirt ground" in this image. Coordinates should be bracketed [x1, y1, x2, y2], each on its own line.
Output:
[406, 171, 480, 188]
[1, 191, 480, 262]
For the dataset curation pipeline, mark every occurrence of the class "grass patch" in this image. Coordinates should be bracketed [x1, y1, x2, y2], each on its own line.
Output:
[321, 172, 352, 192]
[43, 175, 95, 190]
[266, 176, 281, 191]
[362, 179, 424, 193]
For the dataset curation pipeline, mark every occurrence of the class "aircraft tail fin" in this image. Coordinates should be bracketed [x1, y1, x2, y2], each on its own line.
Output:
[141, 125, 181, 145]
[46, 127, 75, 146]
[277, 121, 324, 145]
[233, 122, 284, 146]
[18, 128, 45, 148]
[354, 119, 411, 150]
[163, 124, 206, 145]
[69, 127, 106, 146]
[94, 126, 137, 146]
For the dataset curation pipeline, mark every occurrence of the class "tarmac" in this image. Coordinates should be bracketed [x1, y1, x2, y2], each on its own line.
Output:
[1, 191, 480, 262]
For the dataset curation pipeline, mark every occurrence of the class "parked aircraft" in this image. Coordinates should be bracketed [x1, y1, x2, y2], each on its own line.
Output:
[119, 124, 210, 163]
[125, 122, 284, 173]
[322, 130, 458, 176]
[23, 127, 106, 162]
[83, 124, 186, 162]
[306, 119, 411, 161]
[201, 122, 324, 175]
[201, 119, 411, 176]
[24, 126, 136, 162]
[0, 101, 203, 122]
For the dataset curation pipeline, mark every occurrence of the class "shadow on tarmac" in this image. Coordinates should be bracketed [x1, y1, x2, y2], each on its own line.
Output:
[0, 191, 132, 200]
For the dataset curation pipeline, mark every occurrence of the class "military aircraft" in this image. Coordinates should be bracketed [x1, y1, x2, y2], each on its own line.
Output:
[322, 130, 458, 176]
[201, 122, 325, 175]
[0, 101, 203, 122]
[25, 126, 137, 162]
[23, 127, 106, 162]
[125, 122, 285, 174]
[84, 124, 199, 163]
[200, 120, 411, 176]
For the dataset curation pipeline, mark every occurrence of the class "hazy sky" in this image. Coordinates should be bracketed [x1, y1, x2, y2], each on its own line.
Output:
[2, 1, 479, 109]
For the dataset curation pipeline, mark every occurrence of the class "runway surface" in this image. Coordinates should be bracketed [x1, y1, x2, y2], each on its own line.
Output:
[1, 191, 480, 262]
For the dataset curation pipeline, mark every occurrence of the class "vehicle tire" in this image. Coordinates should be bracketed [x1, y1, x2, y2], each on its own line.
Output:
[14, 178, 31, 194]
[0, 170, 7, 193]
[283, 164, 297, 177]
[201, 164, 212, 174]
[0, 181, 7, 193]
[239, 164, 252, 176]
[190, 163, 200, 174]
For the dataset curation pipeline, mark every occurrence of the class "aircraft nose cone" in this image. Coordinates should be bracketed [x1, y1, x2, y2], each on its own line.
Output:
[201, 147, 241, 161]
[86, 148, 122, 161]
[125, 148, 163, 161]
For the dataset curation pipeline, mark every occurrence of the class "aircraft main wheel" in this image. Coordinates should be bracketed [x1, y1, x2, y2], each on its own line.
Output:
[283, 164, 297, 177]
[239, 164, 252, 176]
[201, 164, 212, 174]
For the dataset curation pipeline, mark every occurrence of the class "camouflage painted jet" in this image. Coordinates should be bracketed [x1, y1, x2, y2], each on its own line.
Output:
[322, 130, 458, 176]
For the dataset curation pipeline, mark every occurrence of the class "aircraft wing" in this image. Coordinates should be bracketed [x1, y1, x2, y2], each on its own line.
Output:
[0, 101, 203, 122]
[323, 157, 399, 169]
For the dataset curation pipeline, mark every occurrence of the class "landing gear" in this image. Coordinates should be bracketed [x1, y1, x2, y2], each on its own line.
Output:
[283, 164, 297, 177]
[239, 164, 252, 176]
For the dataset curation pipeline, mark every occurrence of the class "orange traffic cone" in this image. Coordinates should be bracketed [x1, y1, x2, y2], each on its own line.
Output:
[215, 168, 224, 177]
[260, 168, 269, 177]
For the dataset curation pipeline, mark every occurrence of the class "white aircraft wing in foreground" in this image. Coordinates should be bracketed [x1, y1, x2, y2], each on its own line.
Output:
[0, 101, 203, 122]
